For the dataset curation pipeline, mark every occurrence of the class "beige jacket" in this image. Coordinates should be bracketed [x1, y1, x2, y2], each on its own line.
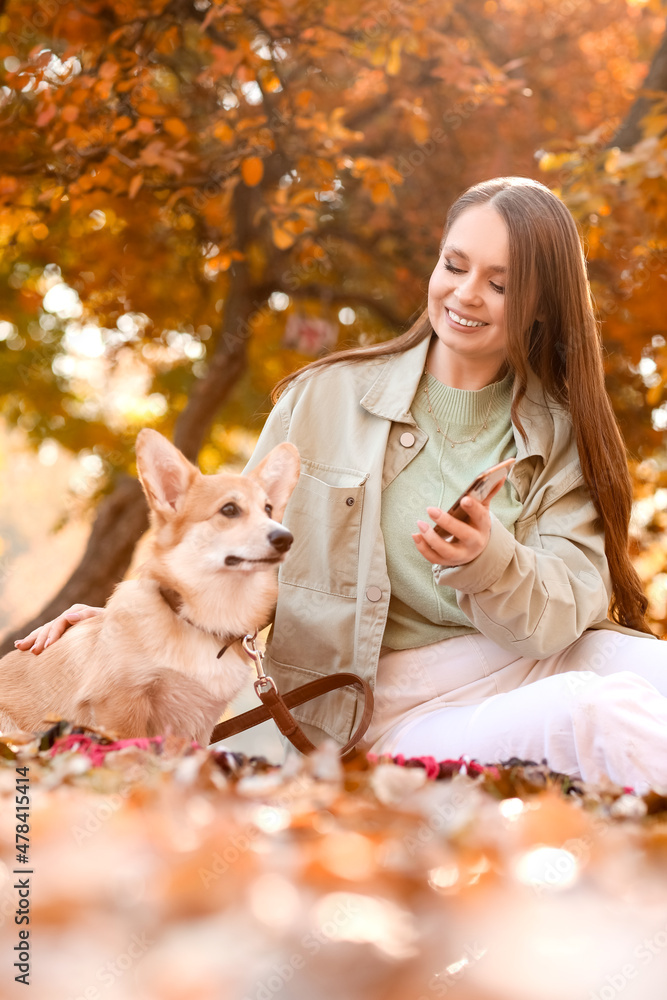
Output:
[244, 335, 655, 748]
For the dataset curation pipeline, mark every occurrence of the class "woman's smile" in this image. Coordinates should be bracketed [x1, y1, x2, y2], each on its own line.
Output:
[445, 306, 489, 329]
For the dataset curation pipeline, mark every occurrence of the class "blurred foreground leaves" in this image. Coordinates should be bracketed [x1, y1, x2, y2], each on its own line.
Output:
[2, 725, 667, 998]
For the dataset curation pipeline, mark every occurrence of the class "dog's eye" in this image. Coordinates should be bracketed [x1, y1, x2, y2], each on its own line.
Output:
[220, 502, 241, 518]
[265, 503, 273, 516]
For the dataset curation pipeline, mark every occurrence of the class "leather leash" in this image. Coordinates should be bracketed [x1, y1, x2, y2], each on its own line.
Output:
[209, 632, 374, 761]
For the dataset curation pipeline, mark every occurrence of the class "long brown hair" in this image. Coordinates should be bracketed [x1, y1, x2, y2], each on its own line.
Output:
[273, 176, 651, 633]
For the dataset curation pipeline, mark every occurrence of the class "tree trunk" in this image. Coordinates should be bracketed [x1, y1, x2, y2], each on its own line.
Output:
[0, 189, 253, 657]
[609, 23, 667, 150]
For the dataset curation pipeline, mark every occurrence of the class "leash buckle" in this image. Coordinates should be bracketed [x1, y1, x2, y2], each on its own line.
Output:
[242, 631, 278, 697]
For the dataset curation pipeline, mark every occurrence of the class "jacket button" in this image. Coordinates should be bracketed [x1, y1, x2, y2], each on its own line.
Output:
[399, 432, 415, 447]
[346, 497, 355, 506]
[366, 586, 382, 602]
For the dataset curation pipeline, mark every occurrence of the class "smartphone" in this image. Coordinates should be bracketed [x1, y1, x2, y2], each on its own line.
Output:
[433, 458, 516, 541]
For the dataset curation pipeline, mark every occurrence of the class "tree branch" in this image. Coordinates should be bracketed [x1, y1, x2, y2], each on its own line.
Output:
[170, 174, 254, 459]
[609, 22, 667, 150]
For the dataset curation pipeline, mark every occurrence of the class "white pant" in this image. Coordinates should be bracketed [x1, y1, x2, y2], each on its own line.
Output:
[366, 629, 667, 794]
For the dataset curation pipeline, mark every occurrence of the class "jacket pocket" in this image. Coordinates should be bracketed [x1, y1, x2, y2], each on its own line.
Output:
[280, 468, 367, 597]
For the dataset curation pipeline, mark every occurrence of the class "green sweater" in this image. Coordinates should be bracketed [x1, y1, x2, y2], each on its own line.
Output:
[381, 369, 523, 650]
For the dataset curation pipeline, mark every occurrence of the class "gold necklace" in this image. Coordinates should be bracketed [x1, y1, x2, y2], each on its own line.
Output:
[423, 375, 497, 448]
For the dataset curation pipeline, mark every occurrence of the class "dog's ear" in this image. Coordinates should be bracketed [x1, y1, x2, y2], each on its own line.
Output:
[248, 442, 300, 521]
[135, 429, 197, 516]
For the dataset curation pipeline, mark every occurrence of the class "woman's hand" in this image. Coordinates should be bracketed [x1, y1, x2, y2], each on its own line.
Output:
[412, 494, 493, 569]
[14, 605, 104, 655]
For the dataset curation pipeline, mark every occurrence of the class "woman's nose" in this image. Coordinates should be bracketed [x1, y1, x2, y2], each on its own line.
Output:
[456, 273, 483, 303]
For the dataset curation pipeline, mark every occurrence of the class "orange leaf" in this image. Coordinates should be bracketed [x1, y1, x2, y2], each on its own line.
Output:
[317, 158, 336, 180]
[61, 105, 79, 123]
[211, 252, 232, 271]
[409, 115, 431, 144]
[271, 222, 295, 249]
[155, 25, 180, 55]
[36, 104, 56, 127]
[647, 382, 664, 407]
[291, 190, 317, 206]
[99, 60, 118, 80]
[163, 118, 188, 138]
[237, 116, 265, 131]
[128, 174, 144, 199]
[296, 90, 314, 109]
[37, 185, 62, 203]
[214, 122, 234, 143]
[94, 80, 113, 100]
[31, 223, 49, 240]
[370, 180, 393, 205]
[137, 103, 169, 117]
[387, 39, 402, 76]
[370, 45, 386, 68]
[113, 116, 133, 132]
[262, 71, 282, 93]
[242, 157, 264, 187]
[94, 166, 112, 186]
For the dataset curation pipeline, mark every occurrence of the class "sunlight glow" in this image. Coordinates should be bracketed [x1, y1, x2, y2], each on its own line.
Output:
[241, 80, 263, 106]
[43, 283, 83, 320]
[313, 893, 418, 959]
[513, 846, 579, 891]
[269, 291, 289, 311]
[249, 874, 300, 928]
[0, 321, 17, 341]
[63, 323, 105, 358]
[38, 440, 59, 467]
[499, 797, 525, 821]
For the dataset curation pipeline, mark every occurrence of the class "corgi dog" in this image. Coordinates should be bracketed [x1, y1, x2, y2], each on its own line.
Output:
[0, 429, 300, 745]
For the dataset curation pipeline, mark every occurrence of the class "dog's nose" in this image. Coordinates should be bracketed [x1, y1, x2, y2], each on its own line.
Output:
[268, 527, 293, 553]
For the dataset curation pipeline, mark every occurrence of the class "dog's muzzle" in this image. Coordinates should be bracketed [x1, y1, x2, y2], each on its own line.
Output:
[224, 526, 294, 567]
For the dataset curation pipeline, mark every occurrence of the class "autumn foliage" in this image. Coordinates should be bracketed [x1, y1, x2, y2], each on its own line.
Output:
[0, 0, 667, 637]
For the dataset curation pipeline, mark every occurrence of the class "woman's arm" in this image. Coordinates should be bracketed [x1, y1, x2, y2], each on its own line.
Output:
[14, 605, 104, 654]
[428, 478, 612, 658]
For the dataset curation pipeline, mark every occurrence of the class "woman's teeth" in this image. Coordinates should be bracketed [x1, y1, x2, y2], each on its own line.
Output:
[448, 308, 487, 328]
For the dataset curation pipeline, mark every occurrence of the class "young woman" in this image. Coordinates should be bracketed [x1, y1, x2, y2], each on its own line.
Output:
[17, 177, 667, 792]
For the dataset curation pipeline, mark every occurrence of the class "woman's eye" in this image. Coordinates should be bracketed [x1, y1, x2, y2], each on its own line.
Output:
[265, 503, 273, 516]
[220, 502, 241, 518]
[446, 260, 504, 294]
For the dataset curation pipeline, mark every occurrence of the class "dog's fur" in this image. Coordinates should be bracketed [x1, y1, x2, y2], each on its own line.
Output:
[0, 430, 300, 744]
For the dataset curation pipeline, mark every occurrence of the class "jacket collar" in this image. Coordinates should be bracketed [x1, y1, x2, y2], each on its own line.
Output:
[360, 335, 431, 425]
[360, 333, 565, 464]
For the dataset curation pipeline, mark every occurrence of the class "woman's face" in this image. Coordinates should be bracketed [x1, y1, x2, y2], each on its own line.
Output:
[428, 203, 509, 372]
